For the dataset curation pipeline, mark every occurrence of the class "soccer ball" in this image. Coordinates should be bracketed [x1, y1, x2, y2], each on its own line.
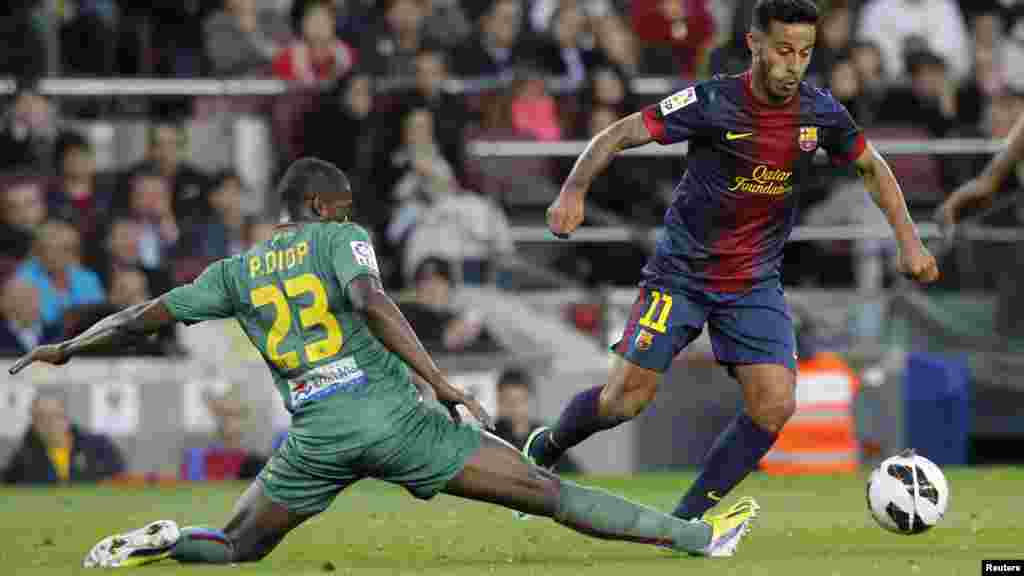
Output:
[867, 449, 949, 534]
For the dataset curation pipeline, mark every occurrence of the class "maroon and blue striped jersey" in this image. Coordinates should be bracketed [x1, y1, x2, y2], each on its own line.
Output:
[639, 70, 866, 293]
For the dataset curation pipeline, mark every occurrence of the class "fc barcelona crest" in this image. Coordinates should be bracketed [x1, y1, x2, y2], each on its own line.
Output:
[635, 329, 654, 352]
[799, 126, 818, 152]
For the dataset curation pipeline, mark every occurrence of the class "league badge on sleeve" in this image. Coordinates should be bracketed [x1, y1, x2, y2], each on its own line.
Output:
[799, 126, 819, 152]
[350, 241, 380, 273]
[659, 86, 697, 117]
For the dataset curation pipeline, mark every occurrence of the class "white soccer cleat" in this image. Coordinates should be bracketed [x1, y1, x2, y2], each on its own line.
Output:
[83, 520, 181, 568]
[695, 497, 760, 558]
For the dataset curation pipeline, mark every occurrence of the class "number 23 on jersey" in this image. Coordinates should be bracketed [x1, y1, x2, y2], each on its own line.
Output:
[251, 273, 343, 370]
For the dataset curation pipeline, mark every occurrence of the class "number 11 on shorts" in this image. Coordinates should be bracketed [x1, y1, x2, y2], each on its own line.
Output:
[639, 290, 673, 333]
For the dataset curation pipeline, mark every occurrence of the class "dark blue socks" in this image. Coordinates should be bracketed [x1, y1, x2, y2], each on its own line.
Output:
[534, 386, 626, 466]
[672, 411, 778, 519]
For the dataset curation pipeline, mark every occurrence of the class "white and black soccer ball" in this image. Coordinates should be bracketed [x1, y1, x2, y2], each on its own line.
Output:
[867, 449, 950, 534]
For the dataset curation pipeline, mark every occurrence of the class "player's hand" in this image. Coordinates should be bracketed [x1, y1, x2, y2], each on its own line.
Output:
[897, 240, 940, 284]
[547, 185, 586, 239]
[8, 344, 68, 375]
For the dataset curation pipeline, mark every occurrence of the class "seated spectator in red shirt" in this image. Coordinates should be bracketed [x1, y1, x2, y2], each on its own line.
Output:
[273, 0, 356, 84]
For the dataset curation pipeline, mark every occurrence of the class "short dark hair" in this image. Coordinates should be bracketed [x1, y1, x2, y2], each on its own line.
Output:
[752, 0, 819, 33]
[276, 157, 350, 219]
[497, 368, 533, 394]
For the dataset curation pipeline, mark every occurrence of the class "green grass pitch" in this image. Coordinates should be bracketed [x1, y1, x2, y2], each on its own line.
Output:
[1, 468, 1020, 575]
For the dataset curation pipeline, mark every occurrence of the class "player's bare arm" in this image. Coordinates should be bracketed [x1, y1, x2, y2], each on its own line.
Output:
[937, 113, 1024, 226]
[8, 298, 177, 375]
[347, 274, 492, 428]
[547, 112, 654, 237]
[854, 142, 939, 283]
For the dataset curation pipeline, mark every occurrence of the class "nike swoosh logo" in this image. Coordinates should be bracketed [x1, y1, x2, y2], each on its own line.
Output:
[707, 491, 722, 502]
[725, 131, 754, 140]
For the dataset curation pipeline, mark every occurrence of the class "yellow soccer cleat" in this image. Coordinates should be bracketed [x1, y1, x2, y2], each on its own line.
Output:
[695, 497, 760, 557]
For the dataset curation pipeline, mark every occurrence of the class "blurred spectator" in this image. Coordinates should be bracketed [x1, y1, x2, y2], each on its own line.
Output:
[177, 170, 248, 260]
[47, 131, 115, 238]
[182, 392, 267, 481]
[403, 183, 515, 286]
[334, 0, 376, 41]
[492, 368, 580, 473]
[204, 0, 289, 77]
[386, 108, 460, 258]
[631, 0, 716, 78]
[828, 58, 876, 125]
[303, 71, 375, 196]
[60, 0, 118, 77]
[127, 121, 212, 224]
[362, 0, 428, 86]
[535, 1, 595, 94]
[849, 41, 887, 120]
[0, 276, 60, 357]
[856, 0, 970, 81]
[420, 0, 472, 49]
[123, 170, 181, 274]
[877, 50, 957, 137]
[957, 12, 1005, 128]
[0, 173, 47, 263]
[274, 0, 356, 84]
[454, 0, 527, 78]
[531, 0, 613, 33]
[592, 14, 641, 75]
[92, 217, 173, 301]
[807, 1, 854, 86]
[396, 257, 499, 353]
[0, 5, 46, 78]
[392, 48, 470, 182]
[707, 0, 756, 76]
[147, 3, 212, 78]
[2, 388, 125, 484]
[510, 68, 563, 141]
[17, 220, 105, 332]
[0, 83, 58, 173]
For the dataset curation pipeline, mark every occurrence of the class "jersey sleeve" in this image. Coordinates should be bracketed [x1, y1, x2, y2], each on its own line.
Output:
[162, 259, 236, 326]
[329, 224, 382, 292]
[640, 84, 708, 145]
[820, 95, 867, 166]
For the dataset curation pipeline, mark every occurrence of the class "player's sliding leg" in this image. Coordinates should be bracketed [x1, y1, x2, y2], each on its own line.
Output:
[526, 355, 660, 469]
[672, 363, 794, 519]
[444, 432, 758, 557]
[84, 481, 312, 567]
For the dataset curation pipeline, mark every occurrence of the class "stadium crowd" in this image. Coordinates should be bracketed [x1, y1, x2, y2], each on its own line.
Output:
[0, 0, 1022, 354]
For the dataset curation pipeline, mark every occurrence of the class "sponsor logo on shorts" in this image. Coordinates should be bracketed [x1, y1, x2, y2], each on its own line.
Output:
[288, 357, 368, 408]
[635, 329, 654, 351]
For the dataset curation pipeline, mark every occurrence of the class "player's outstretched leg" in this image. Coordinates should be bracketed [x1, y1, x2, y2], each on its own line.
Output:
[83, 480, 312, 567]
[672, 364, 794, 520]
[526, 355, 659, 470]
[444, 432, 759, 557]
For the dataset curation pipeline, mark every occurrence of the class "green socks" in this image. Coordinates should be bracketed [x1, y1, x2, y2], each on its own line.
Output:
[554, 480, 712, 553]
[169, 527, 234, 564]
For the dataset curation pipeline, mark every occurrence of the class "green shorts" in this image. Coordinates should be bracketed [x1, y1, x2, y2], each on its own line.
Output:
[258, 403, 483, 516]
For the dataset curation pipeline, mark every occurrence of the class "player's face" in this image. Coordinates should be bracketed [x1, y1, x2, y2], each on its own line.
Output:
[749, 21, 816, 102]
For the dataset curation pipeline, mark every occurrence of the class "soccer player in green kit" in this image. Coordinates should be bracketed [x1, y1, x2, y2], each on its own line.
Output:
[9, 158, 758, 568]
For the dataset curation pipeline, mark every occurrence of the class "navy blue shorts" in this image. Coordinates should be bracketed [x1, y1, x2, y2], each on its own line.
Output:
[611, 283, 797, 375]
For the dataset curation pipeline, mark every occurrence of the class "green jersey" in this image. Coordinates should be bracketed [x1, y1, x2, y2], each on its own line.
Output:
[163, 222, 416, 439]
